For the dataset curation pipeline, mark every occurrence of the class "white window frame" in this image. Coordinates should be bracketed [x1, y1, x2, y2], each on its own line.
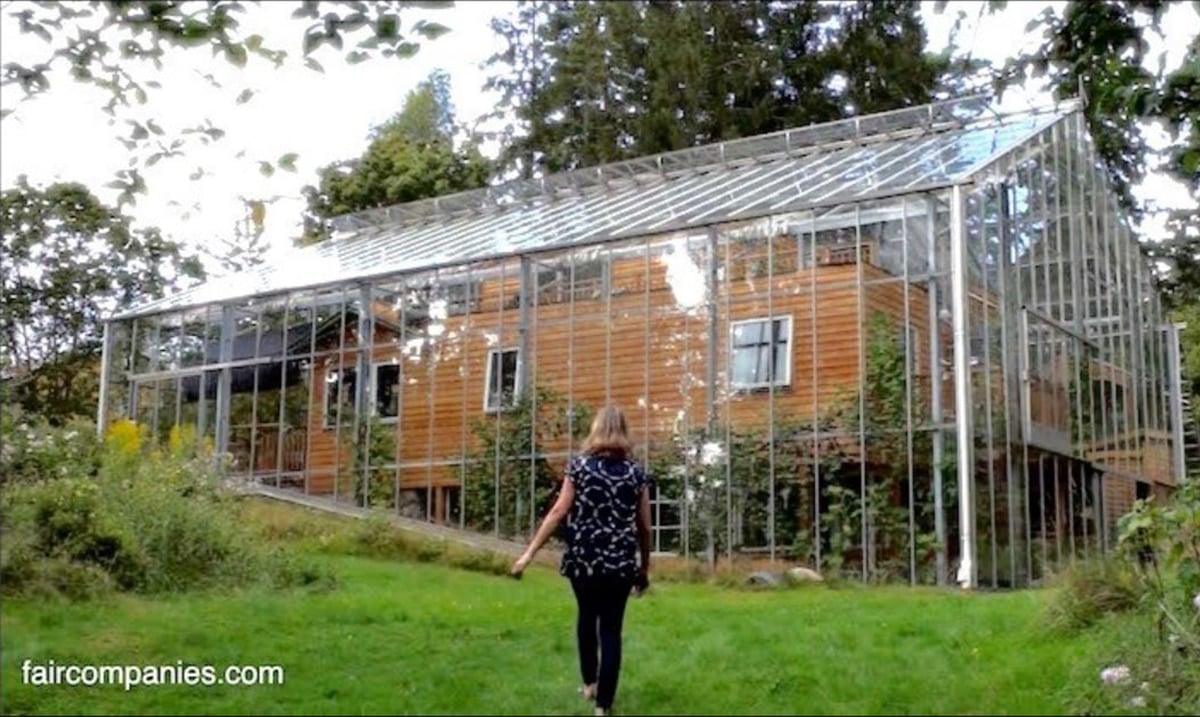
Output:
[483, 347, 522, 412]
[729, 315, 793, 391]
[370, 361, 401, 423]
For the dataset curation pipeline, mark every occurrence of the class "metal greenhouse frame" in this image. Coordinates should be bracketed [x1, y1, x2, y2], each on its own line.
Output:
[97, 94, 1185, 589]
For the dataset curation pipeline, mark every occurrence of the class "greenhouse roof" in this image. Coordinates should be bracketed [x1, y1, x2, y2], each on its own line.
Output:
[114, 94, 1078, 320]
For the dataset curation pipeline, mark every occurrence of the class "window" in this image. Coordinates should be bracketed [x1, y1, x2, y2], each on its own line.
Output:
[324, 367, 357, 430]
[484, 348, 521, 411]
[730, 317, 792, 390]
[372, 362, 400, 420]
[536, 258, 609, 305]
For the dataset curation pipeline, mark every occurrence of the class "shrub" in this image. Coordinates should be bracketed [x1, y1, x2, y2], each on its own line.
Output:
[0, 418, 328, 600]
[1061, 479, 1200, 715]
[0, 406, 101, 486]
[1042, 557, 1141, 634]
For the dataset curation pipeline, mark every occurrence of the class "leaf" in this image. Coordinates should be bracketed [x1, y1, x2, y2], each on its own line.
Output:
[246, 34, 263, 52]
[303, 31, 323, 55]
[129, 121, 149, 141]
[413, 20, 450, 41]
[0, 109, 12, 120]
[236, 88, 255, 104]
[147, 119, 164, 135]
[278, 153, 299, 172]
[189, 168, 205, 181]
[226, 43, 248, 68]
[249, 200, 266, 229]
[376, 14, 399, 40]
[259, 161, 275, 177]
[304, 57, 324, 73]
[346, 50, 370, 65]
[394, 41, 420, 59]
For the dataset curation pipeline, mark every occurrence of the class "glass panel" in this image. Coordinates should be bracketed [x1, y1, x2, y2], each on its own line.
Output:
[375, 363, 400, 419]
[732, 347, 757, 386]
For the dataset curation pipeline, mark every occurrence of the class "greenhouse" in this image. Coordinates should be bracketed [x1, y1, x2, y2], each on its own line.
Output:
[97, 94, 1186, 589]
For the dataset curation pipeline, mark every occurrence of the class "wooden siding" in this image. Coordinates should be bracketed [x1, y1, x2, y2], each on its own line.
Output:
[264, 241, 1171, 498]
[299, 251, 946, 494]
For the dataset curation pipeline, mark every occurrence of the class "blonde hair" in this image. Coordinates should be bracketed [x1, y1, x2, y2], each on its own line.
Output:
[581, 405, 633, 459]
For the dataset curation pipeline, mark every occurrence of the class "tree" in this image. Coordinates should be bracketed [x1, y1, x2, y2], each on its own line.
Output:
[482, 0, 952, 178]
[300, 69, 492, 244]
[981, 1, 1199, 407]
[991, 1, 1196, 221]
[0, 177, 204, 423]
[1, 1, 456, 206]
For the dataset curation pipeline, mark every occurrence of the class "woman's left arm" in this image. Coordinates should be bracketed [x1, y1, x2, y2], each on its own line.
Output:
[512, 477, 575, 576]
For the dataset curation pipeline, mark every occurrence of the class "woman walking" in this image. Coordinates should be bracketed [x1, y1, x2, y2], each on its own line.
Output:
[511, 405, 652, 716]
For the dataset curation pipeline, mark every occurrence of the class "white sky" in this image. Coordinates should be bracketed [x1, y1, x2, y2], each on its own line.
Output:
[0, 0, 1195, 275]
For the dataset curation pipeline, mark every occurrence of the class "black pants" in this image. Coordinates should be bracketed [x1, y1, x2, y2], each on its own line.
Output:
[569, 575, 633, 710]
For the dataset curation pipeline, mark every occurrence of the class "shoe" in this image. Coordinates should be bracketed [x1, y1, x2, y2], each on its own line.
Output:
[580, 684, 596, 702]
[594, 708, 611, 716]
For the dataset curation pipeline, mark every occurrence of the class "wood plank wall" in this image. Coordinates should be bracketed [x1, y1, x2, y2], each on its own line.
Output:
[287, 238, 1171, 499]
[300, 241, 949, 495]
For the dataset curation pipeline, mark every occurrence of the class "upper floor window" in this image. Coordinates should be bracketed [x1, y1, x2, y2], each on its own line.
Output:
[730, 316, 792, 390]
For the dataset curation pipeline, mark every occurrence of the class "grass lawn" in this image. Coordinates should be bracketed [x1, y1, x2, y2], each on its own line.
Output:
[1, 503, 1124, 716]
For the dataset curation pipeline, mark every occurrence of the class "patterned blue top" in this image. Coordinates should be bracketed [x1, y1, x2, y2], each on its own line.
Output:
[559, 453, 649, 580]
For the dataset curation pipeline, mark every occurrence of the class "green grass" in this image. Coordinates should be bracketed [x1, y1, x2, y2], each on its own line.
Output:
[1, 502, 1130, 716]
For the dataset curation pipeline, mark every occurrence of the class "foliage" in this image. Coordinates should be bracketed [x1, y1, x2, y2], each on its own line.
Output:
[461, 384, 591, 540]
[0, 405, 101, 488]
[1118, 479, 1200, 649]
[0, 417, 325, 600]
[0, 178, 205, 424]
[343, 509, 514, 576]
[342, 418, 399, 510]
[484, 0, 951, 178]
[990, 1, 1198, 220]
[1147, 211, 1200, 315]
[649, 311, 946, 583]
[1, 1, 455, 205]
[1065, 615, 1200, 717]
[300, 69, 492, 244]
[1068, 477, 1200, 715]
[1042, 557, 1141, 634]
[203, 198, 272, 276]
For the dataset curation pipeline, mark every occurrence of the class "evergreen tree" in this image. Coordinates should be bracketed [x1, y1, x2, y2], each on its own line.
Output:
[483, 0, 950, 177]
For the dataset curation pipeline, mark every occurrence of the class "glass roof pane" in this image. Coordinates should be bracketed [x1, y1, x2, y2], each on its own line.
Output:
[114, 99, 1074, 319]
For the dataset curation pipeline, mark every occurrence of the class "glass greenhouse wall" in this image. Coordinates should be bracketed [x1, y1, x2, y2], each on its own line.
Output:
[97, 96, 1185, 588]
